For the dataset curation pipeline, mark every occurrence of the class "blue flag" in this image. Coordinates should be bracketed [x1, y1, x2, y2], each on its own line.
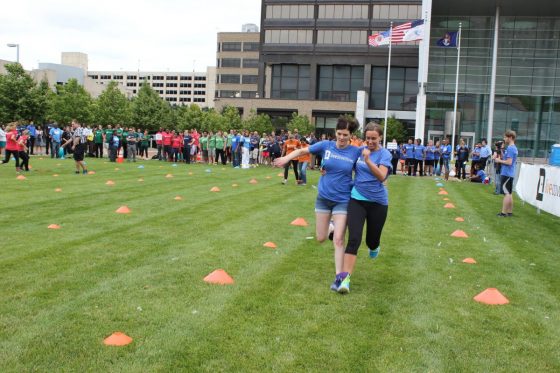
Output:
[437, 31, 459, 47]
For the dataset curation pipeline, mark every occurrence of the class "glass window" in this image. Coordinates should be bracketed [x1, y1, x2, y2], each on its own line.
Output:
[222, 42, 241, 51]
[242, 75, 258, 84]
[243, 42, 259, 51]
[243, 59, 259, 68]
[221, 58, 241, 68]
[220, 74, 240, 84]
[318, 65, 364, 102]
[271, 64, 311, 99]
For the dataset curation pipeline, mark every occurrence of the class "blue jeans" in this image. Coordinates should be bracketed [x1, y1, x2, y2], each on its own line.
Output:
[298, 161, 308, 184]
[51, 142, 61, 158]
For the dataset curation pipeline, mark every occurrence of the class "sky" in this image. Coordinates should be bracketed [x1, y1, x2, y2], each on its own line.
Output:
[0, 0, 262, 72]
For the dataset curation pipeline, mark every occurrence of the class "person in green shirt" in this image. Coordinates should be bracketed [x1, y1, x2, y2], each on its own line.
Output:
[121, 128, 129, 158]
[116, 127, 124, 157]
[93, 125, 104, 158]
[104, 125, 113, 158]
[226, 130, 234, 164]
[208, 131, 216, 165]
[200, 131, 209, 163]
[215, 130, 226, 165]
[140, 130, 150, 159]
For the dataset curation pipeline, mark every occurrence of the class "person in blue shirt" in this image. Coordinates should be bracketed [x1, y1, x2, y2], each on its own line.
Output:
[441, 138, 452, 180]
[231, 130, 241, 168]
[471, 143, 481, 173]
[337, 122, 392, 294]
[26, 121, 37, 155]
[49, 125, 63, 159]
[479, 138, 491, 171]
[387, 138, 400, 175]
[425, 140, 436, 176]
[274, 117, 362, 292]
[413, 138, 425, 176]
[469, 163, 487, 183]
[455, 139, 469, 180]
[403, 138, 415, 176]
[494, 130, 518, 217]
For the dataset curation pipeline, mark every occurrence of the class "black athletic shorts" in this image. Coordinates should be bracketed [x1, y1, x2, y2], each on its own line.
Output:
[73, 143, 85, 161]
[501, 175, 514, 195]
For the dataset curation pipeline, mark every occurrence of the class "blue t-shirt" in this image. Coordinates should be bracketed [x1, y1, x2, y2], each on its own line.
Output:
[414, 145, 425, 160]
[472, 146, 481, 161]
[425, 146, 435, 160]
[50, 128, 62, 142]
[183, 135, 192, 146]
[309, 141, 361, 203]
[352, 147, 392, 205]
[442, 144, 452, 159]
[501, 144, 518, 177]
[404, 144, 415, 159]
[477, 169, 487, 180]
[480, 145, 491, 158]
[243, 136, 251, 149]
[27, 124, 37, 137]
[231, 135, 240, 151]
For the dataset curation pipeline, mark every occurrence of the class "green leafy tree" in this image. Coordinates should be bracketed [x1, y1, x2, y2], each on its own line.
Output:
[0, 63, 39, 123]
[30, 79, 55, 125]
[381, 116, 408, 144]
[94, 81, 132, 126]
[287, 112, 314, 135]
[50, 79, 93, 125]
[243, 109, 273, 134]
[221, 106, 242, 131]
[131, 82, 171, 131]
[177, 104, 205, 131]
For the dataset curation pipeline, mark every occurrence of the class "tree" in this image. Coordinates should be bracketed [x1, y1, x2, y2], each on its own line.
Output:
[0, 63, 38, 123]
[221, 106, 242, 131]
[94, 81, 132, 126]
[30, 78, 55, 125]
[381, 116, 408, 144]
[243, 109, 273, 134]
[287, 112, 314, 135]
[49, 79, 93, 125]
[177, 104, 204, 131]
[131, 82, 171, 131]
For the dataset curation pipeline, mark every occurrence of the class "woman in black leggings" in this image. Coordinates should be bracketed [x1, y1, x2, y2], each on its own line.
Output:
[337, 122, 392, 294]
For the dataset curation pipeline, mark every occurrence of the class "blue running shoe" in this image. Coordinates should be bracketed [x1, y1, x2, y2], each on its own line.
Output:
[330, 276, 342, 291]
[369, 246, 380, 259]
[337, 274, 350, 294]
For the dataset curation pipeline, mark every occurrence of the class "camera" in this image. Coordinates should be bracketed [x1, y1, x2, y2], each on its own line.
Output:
[494, 140, 504, 149]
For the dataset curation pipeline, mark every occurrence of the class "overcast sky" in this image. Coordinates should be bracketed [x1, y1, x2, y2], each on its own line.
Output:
[0, 0, 261, 72]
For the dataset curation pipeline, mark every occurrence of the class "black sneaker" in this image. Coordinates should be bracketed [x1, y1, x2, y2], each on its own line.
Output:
[507, 213, 513, 217]
[497, 212, 508, 217]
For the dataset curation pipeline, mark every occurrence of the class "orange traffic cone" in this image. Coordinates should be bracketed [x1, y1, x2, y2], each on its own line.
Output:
[48, 224, 61, 229]
[210, 187, 221, 192]
[104, 332, 133, 346]
[462, 258, 477, 264]
[444, 203, 455, 209]
[455, 217, 465, 222]
[249, 178, 258, 184]
[263, 242, 277, 248]
[203, 269, 234, 285]
[231, 184, 238, 187]
[165, 174, 173, 178]
[115, 206, 131, 214]
[106, 180, 115, 186]
[438, 190, 449, 195]
[55, 188, 62, 192]
[451, 230, 468, 238]
[174, 196, 183, 200]
[291, 218, 308, 226]
[16, 175, 26, 180]
[473, 288, 509, 305]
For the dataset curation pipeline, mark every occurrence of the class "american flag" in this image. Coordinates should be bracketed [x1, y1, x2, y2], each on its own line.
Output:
[368, 19, 424, 46]
[391, 19, 424, 43]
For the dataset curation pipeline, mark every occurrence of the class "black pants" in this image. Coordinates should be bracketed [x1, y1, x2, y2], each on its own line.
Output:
[164, 145, 172, 161]
[406, 158, 415, 175]
[94, 143, 103, 158]
[284, 160, 299, 180]
[183, 145, 191, 163]
[46, 139, 51, 155]
[109, 147, 117, 162]
[2, 149, 20, 168]
[27, 137, 35, 155]
[479, 157, 488, 171]
[18, 151, 29, 171]
[414, 159, 424, 176]
[456, 160, 467, 179]
[346, 198, 388, 255]
[391, 158, 398, 175]
[216, 148, 226, 165]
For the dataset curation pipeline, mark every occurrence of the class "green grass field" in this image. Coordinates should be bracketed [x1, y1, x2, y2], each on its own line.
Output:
[1, 157, 559, 372]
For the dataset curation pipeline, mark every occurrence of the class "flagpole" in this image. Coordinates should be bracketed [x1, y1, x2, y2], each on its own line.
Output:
[451, 23, 462, 162]
[383, 22, 393, 148]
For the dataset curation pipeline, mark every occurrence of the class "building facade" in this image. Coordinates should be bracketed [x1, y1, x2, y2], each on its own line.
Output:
[215, 31, 260, 100]
[215, 0, 422, 134]
[87, 68, 216, 108]
[424, 0, 560, 158]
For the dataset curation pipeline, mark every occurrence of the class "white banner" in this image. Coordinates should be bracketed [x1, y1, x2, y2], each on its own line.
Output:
[515, 163, 560, 217]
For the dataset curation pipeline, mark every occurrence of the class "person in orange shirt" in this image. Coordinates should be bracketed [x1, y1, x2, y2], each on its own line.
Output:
[281, 134, 301, 185]
[297, 137, 311, 185]
[350, 134, 363, 147]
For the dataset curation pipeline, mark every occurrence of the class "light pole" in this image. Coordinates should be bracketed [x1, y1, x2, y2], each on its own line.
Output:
[7, 43, 19, 63]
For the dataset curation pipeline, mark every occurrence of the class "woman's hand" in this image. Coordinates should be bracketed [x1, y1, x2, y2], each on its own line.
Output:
[273, 157, 288, 168]
[362, 148, 371, 159]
